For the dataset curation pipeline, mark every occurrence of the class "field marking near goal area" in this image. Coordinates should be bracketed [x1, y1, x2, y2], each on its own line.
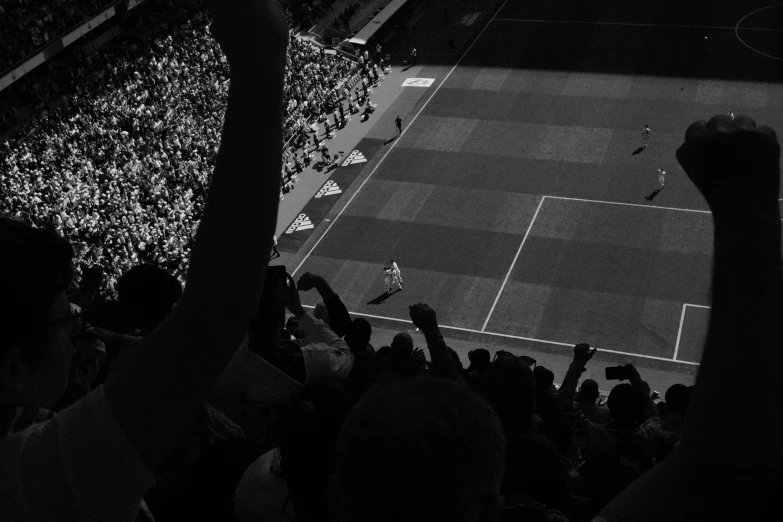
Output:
[673, 303, 711, 362]
[302, 305, 700, 366]
[481, 194, 712, 333]
[290, 0, 513, 277]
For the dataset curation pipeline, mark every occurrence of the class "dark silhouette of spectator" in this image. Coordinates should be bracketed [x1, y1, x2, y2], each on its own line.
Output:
[534, 365, 574, 457]
[464, 348, 491, 385]
[482, 352, 576, 517]
[0, 1, 289, 519]
[117, 264, 183, 337]
[328, 375, 506, 522]
[654, 383, 692, 462]
[577, 378, 611, 425]
[558, 350, 661, 518]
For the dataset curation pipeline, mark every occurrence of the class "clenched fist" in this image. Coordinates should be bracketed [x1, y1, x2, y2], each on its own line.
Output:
[676, 114, 780, 217]
[208, 0, 289, 68]
[409, 303, 438, 333]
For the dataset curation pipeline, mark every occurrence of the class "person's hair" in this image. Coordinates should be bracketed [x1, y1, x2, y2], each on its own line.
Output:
[349, 317, 372, 345]
[333, 376, 505, 522]
[579, 379, 600, 403]
[665, 384, 692, 416]
[467, 349, 491, 372]
[1, 217, 74, 370]
[286, 316, 299, 332]
[483, 355, 536, 431]
[607, 384, 646, 424]
[534, 366, 555, 397]
[117, 264, 182, 331]
[391, 332, 413, 358]
[79, 265, 103, 291]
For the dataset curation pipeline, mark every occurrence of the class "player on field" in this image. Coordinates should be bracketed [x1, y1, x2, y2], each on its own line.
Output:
[642, 125, 651, 147]
[657, 168, 666, 190]
[383, 266, 392, 294]
[391, 260, 403, 291]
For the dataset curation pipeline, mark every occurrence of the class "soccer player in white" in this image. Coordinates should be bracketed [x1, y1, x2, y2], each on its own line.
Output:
[657, 168, 666, 190]
[642, 125, 651, 147]
[390, 260, 402, 291]
[383, 267, 392, 294]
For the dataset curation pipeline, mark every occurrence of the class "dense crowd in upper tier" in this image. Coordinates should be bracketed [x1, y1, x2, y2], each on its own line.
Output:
[1, 7, 358, 294]
[0, 0, 110, 72]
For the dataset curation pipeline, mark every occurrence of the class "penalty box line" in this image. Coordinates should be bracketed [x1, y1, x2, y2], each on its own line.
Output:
[481, 194, 711, 334]
[674, 303, 711, 362]
[302, 305, 699, 366]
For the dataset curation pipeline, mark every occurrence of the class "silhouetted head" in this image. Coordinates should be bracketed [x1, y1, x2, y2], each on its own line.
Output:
[391, 332, 413, 358]
[579, 379, 600, 404]
[483, 354, 536, 431]
[345, 317, 372, 353]
[607, 383, 646, 424]
[468, 348, 491, 373]
[117, 263, 182, 336]
[665, 383, 692, 416]
[329, 376, 506, 522]
[1, 217, 75, 410]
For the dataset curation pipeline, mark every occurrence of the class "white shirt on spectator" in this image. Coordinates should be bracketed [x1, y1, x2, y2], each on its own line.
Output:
[208, 311, 354, 432]
[0, 386, 155, 521]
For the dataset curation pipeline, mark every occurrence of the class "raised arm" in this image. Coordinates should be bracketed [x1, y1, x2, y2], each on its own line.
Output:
[599, 115, 783, 521]
[409, 303, 459, 380]
[103, 0, 289, 471]
[296, 272, 352, 338]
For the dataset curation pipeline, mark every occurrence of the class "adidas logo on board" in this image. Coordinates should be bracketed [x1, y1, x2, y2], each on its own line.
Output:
[342, 150, 367, 166]
[286, 213, 314, 234]
[315, 180, 342, 198]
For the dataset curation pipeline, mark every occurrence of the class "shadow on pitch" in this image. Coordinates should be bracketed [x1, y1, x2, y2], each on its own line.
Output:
[385, 135, 399, 145]
[644, 188, 662, 201]
[631, 146, 646, 155]
[367, 289, 402, 305]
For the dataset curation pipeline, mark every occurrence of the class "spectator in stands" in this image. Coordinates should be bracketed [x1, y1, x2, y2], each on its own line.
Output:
[207, 267, 354, 452]
[117, 264, 183, 338]
[577, 378, 611, 425]
[534, 365, 574, 457]
[558, 350, 661, 517]
[464, 348, 491, 385]
[654, 383, 692, 462]
[482, 352, 576, 516]
[0, 1, 288, 520]
[329, 376, 506, 522]
[237, 377, 351, 522]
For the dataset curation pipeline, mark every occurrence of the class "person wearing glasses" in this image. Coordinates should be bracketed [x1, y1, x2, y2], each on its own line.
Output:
[0, 1, 288, 519]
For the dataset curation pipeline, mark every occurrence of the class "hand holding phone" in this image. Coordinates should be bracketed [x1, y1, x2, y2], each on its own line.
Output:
[605, 365, 631, 381]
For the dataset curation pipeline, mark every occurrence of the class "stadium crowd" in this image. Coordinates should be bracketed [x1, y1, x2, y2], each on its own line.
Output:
[0, 0, 336, 76]
[2, 1, 783, 522]
[0, 0, 112, 73]
[1, 5, 359, 294]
